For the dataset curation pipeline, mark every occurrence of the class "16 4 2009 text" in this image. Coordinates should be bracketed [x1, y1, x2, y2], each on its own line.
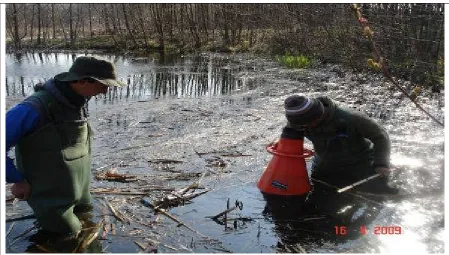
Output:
[334, 226, 402, 235]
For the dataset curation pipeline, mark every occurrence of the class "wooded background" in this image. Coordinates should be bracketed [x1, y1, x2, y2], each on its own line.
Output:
[5, 3, 444, 87]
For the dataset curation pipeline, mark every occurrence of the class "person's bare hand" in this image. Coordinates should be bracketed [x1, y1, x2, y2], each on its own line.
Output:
[375, 167, 391, 177]
[11, 181, 31, 200]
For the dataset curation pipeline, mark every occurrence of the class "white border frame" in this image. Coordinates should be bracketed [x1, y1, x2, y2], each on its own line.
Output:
[0, 2, 447, 254]
[1, 4, 6, 255]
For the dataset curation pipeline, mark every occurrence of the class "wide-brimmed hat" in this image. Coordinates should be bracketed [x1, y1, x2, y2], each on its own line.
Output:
[284, 95, 324, 126]
[54, 56, 126, 87]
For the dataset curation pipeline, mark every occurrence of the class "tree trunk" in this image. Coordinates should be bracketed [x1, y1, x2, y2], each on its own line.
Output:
[135, 4, 149, 48]
[74, 4, 82, 42]
[42, 5, 48, 44]
[178, 4, 186, 51]
[59, 13, 68, 43]
[69, 3, 75, 46]
[151, 4, 165, 51]
[199, 4, 209, 40]
[221, 5, 230, 46]
[52, 4, 56, 39]
[102, 5, 118, 47]
[102, 5, 109, 34]
[30, 4, 35, 44]
[115, 4, 122, 31]
[121, 4, 139, 47]
[186, 4, 201, 48]
[110, 4, 120, 36]
[36, 4, 41, 45]
[12, 4, 21, 49]
[89, 4, 93, 37]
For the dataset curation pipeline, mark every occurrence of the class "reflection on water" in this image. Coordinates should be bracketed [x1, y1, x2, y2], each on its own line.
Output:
[6, 52, 256, 102]
[261, 182, 385, 252]
[6, 207, 102, 253]
[391, 155, 424, 168]
[25, 220, 103, 253]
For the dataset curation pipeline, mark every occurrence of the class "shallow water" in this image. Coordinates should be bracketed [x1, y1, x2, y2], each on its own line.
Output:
[5, 52, 445, 253]
[6, 52, 257, 102]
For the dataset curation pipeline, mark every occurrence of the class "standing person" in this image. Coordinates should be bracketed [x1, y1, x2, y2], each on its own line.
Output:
[6, 56, 126, 236]
[282, 94, 398, 194]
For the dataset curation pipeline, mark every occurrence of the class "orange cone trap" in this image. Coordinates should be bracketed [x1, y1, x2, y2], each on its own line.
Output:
[257, 128, 314, 196]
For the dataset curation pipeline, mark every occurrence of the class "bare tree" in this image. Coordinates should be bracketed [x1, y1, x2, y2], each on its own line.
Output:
[51, 4, 56, 39]
[30, 4, 35, 44]
[186, 4, 201, 48]
[150, 4, 165, 51]
[122, 4, 138, 47]
[69, 3, 75, 46]
[36, 4, 42, 45]
[4, 3, 444, 87]
[88, 4, 93, 37]
[6, 4, 21, 49]
[133, 4, 151, 49]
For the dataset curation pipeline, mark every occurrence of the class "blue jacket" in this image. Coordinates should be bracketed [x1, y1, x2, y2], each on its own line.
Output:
[6, 104, 40, 183]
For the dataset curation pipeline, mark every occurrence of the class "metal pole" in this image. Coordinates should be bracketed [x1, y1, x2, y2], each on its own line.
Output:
[337, 173, 382, 193]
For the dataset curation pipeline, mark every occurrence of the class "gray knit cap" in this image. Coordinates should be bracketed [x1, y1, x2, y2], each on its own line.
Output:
[284, 95, 324, 126]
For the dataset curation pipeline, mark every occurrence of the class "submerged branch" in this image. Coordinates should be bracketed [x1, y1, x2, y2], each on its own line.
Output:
[103, 198, 130, 224]
[141, 197, 205, 237]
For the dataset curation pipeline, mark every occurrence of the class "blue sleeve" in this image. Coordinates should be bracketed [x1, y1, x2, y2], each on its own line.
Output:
[6, 103, 40, 183]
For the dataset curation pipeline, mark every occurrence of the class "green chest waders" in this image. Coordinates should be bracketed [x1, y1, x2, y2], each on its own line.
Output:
[15, 90, 92, 235]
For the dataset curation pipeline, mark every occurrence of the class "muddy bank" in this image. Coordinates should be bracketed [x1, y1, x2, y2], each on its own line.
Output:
[5, 53, 444, 253]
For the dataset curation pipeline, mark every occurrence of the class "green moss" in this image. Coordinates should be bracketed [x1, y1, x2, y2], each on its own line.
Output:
[276, 54, 311, 69]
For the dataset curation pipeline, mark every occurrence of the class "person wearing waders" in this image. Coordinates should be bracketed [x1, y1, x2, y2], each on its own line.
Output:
[282, 95, 399, 195]
[6, 56, 126, 237]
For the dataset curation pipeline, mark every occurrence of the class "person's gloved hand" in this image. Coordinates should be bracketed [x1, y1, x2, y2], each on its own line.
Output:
[11, 180, 31, 200]
[375, 167, 391, 177]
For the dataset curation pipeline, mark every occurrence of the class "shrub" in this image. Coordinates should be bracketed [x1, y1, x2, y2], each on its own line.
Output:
[276, 54, 311, 69]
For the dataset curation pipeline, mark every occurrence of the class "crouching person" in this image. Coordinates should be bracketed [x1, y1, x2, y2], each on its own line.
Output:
[282, 94, 398, 194]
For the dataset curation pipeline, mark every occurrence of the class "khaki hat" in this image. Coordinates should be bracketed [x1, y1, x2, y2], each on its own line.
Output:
[54, 56, 126, 87]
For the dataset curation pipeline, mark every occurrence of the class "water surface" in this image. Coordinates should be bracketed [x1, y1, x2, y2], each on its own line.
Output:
[5, 52, 445, 253]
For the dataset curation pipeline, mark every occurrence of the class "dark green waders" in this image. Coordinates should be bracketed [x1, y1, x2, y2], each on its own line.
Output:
[15, 90, 92, 235]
